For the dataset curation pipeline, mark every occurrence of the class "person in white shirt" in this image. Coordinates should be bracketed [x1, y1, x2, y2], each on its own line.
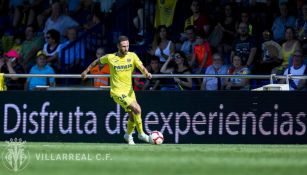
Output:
[281, 50, 307, 90]
[149, 25, 175, 63]
[43, 2, 79, 40]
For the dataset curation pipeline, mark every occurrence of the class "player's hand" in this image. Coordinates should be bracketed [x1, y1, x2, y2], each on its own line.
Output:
[145, 72, 152, 79]
[81, 70, 88, 80]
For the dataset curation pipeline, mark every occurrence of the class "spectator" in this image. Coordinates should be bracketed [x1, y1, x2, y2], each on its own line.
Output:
[272, 2, 296, 42]
[60, 27, 85, 73]
[99, 0, 115, 13]
[66, 0, 82, 15]
[231, 22, 257, 67]
[296, 3, 307, 41]
[20, 25, 44, 71]
[180, 25, 197, 61]
[253, 29, 282, 74]
[43, 2, 79, 39]
[36, 1, 55, 30]
[0, 49, 25, 90]
[70, 0, 96, 25]
[43, 29, 62, 73]
[214, 4, 236, 50]
[133, 0, 156, 36]
[0, 0, 9, 35]
[83, 11, 102, 30]
[274, 27, 301, 74]
[160, 51, 192, 90]
[149, 25, 175, 63]
[11, 33, 23, 54]
[90, 47, 109, 88]
[1, 33, 23, 57]
[184, 0, 210, 36]
[133, 0, 145, 36]
[143, 56, 161, 90]
[224, 55, 250, 90]
[295, 0, 305, 19]
[25, 50, 55, 90]
[201, 53, 228, 91]
[251, 0, 277, 36]
[280, 49, 306, 90]
[191, 32, 212, 74]
[236, 10, 253, 35]
[12, 0, 35, 30]
[83, 11, 106, 48]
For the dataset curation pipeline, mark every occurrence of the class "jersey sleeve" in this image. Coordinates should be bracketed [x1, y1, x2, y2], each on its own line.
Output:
[99, 54, 109, 64]
[133, 53, 143, 69]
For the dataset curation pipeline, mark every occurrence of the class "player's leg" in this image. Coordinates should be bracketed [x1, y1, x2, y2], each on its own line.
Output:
[127, 101, 149, 143]
[124, 112, 136, 145]
[126, 112, 136, 135]
[111, 93, 136, 144]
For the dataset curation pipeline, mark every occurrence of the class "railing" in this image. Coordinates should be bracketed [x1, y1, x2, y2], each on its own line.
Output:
[3, 74, 307, 83]
[3, 74, 307, 91]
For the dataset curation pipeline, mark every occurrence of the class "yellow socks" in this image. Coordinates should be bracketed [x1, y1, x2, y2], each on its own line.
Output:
[134, 113, 144, 134]
[127, 119, 136, 135]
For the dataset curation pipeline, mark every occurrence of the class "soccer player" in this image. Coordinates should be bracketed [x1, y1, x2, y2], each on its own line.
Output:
[81, 36, 152, 145]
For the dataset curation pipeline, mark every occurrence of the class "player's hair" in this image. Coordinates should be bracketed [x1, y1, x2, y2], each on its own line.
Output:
[117, 35, 129, 44]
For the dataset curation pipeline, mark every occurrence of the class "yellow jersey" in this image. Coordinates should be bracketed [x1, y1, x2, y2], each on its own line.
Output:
[154, 0, 177, 27]
[99, 52, 143, 94]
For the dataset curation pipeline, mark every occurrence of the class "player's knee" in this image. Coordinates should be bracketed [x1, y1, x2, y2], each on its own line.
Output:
[128, 113, 134, 122]
[135, 105, 141, 114]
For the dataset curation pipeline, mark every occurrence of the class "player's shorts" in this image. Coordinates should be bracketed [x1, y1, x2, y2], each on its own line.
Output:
[111, 90, 136, 112]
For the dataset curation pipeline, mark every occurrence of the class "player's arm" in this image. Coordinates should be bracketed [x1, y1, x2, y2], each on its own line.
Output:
[82, 55, 107, 79]
[137, 63, 152, 79]
[134, 54, 152, 79]
[81, 58, 100, 79]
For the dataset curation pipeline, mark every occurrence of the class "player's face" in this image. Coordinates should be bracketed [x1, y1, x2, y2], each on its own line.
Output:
[118, 40, 129, 55]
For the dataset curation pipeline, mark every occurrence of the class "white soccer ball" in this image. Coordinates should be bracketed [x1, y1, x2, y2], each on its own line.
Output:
[149, 131, 164, 145]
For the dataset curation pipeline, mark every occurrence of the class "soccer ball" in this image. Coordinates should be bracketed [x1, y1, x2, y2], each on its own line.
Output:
[149, 131, 164, 145]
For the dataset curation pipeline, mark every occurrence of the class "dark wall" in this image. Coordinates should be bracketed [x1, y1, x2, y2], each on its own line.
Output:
[0, 91, 306, 144]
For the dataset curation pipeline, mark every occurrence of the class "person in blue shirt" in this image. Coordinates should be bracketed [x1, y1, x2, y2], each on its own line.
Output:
[272, 2, 296, 42]
[25, 50, 56, 90]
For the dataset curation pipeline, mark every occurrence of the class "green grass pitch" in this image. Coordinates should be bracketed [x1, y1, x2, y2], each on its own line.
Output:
[1, 142, 307, 175]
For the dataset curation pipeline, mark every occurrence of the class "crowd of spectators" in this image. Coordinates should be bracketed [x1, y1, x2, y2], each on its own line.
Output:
[0, 0, 306, 91]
